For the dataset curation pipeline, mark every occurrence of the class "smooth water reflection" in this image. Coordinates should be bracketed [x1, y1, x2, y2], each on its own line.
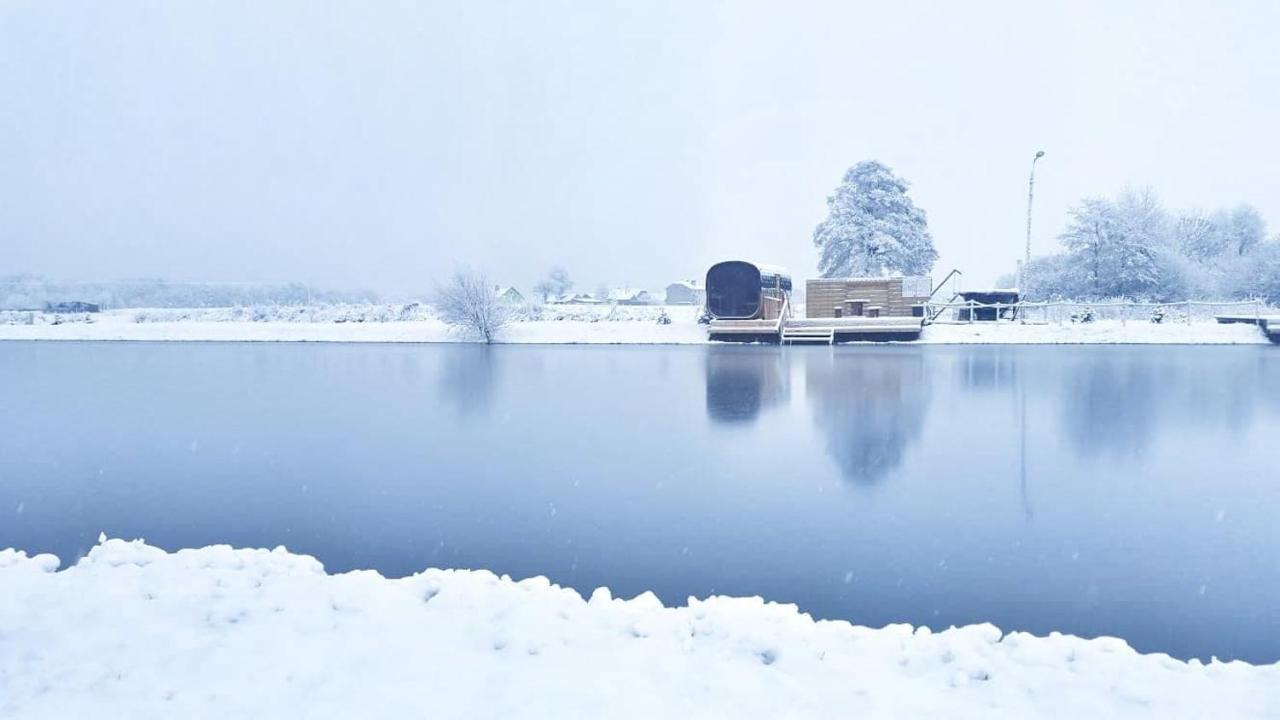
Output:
[1, 342, 1278, 662]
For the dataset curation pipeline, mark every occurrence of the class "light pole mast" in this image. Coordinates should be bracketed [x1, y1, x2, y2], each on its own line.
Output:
[1024, 150, 1045, 278]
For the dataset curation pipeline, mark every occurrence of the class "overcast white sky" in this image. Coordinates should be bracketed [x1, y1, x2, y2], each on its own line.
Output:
[3, 0, 1279, 295]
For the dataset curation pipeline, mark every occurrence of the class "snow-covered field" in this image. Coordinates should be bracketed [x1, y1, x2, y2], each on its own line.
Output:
[0, 305, 710, 344]
[0, 306, 1274, 344]
[2, 538, 1276, 719]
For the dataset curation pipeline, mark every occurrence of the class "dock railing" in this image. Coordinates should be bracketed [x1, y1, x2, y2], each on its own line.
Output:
[923, 298, 1272, 325]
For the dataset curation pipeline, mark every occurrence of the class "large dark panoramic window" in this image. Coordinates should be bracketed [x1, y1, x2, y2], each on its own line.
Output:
[706, 261, 763, 319]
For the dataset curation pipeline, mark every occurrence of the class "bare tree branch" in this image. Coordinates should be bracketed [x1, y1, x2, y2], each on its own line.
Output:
[433, 269, 510, 343]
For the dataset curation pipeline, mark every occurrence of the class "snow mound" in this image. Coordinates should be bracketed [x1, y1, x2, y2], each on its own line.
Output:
[2, 539, 1277, 719]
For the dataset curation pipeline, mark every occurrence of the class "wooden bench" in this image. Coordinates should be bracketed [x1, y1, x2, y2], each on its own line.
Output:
[843, 298, 871, 317]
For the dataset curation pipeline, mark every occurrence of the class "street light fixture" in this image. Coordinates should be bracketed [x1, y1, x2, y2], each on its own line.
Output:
[1022, 150, 1046, 290]
[1026, 150, 1045, 267]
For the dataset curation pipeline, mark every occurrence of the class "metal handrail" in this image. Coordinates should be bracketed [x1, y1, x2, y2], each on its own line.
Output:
[927, 269, 963, 302]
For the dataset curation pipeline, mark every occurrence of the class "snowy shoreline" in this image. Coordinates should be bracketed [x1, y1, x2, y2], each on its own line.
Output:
[0, 308, 1273, 345]
[3, 538, 1277, 719]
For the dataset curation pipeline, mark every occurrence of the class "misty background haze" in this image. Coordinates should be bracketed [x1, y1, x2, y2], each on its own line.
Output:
[4, 0, 1279, 296]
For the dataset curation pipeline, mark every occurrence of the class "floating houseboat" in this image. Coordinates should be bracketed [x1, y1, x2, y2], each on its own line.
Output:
[704, 261, 926, 343]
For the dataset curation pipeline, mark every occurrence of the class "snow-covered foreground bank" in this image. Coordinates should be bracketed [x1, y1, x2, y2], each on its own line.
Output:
[0, 307, 1274, 344]
[2, 540, 1278, 719]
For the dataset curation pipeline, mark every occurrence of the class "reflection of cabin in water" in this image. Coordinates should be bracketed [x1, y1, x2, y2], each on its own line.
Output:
[704, 260, 925, 343]
[704, 346, 790, 424]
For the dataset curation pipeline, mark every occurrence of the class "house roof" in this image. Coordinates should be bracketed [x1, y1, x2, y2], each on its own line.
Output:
[607, 288, 652, 301]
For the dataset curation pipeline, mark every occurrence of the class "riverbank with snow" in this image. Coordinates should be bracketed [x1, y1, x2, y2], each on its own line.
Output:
[2, 538, 1277, 719]
[0, 306, 1274, 344]
[919, 320, 1273, 344]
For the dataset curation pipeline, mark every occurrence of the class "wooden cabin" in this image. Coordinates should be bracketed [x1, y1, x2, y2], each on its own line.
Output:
[805, 277, 929, 319]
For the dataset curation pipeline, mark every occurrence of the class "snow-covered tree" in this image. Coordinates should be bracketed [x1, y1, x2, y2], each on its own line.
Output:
[1023, 253, 1087, 299]
[1026, 191, 1273, 301]
[1057, 190, 1169, 299]
[533, 266, 574, 302]
[433, 269, 510, 343]
[1238, 241, 1280, 303]
[1176, 205, 1266, 262]
[1174, 212, 1222, 262]
[813, 161, 937, 278]
[1221, 205, 1266, 256]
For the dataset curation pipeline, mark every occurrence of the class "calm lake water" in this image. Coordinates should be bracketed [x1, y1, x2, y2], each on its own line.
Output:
[2, 341, 1278, 662]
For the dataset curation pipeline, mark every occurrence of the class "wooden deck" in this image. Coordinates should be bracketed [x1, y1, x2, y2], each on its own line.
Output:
[1215, 315, 1280, 343]
[708, 316, 924, 344]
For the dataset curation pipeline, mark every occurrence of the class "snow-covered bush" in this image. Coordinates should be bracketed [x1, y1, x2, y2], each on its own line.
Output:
[433, 270, 511, 343]
[1070, 307, 1096, 323]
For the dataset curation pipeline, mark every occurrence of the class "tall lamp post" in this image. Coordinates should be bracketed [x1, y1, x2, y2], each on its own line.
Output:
[1022, 150, 1046, 289]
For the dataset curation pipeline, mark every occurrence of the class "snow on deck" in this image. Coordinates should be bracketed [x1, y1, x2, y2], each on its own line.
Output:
[1, 539, 1277, 719]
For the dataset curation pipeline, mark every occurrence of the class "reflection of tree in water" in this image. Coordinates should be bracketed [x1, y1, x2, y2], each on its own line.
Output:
[704, 346, 790, 424]
[438, 346, 500, 418]
[1062, 355, 1158, 458]
[1061, 349, 1272, 459]
[805, 350, 931, 484]
[956, 348, 1017, 391]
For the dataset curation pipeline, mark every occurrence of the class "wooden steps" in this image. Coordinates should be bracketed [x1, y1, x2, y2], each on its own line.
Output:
[781, 327, 835, 345]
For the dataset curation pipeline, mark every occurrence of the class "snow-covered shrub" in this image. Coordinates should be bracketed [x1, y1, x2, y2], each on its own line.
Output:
[1150, 306, 1165, 324]
[1070, 307, 1096, 323]
[433, 270, 511, 343]
[656, 308, 671, 325]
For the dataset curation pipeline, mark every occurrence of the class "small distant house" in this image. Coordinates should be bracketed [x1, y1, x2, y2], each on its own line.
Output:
[493, 286, 525, 304]
[607, 288, 657, 305]
[805, 277, 930, 319]
[45, 301, 100, 313]
[665, 280, 706, 306]
[550, 292, 601, 305]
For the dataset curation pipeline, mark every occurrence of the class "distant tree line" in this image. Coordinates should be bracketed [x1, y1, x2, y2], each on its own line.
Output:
[0, 275, 378, 310]
[1023, 190, 1280, 302]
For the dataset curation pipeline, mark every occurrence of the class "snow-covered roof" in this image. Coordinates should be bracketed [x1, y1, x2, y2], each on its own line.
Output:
[753, 263, 790, 278]
[551, 292, 601, 304]
[709, 260, 791, 279]
[607, 288, 653, 301]
[667, 280, 702, 289]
